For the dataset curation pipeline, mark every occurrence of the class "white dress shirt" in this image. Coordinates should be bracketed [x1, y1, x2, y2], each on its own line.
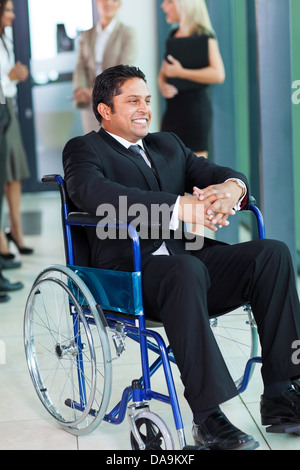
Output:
[0, 34, 17, 98]
[94, 18, 117, 76]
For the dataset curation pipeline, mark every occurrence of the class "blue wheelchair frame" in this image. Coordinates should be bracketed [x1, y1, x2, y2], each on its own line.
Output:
[44, 174, 264, 448]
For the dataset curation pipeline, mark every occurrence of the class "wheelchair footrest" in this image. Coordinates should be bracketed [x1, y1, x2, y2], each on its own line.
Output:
[265, 422, 300, 434]
[65, 398, 96, 417]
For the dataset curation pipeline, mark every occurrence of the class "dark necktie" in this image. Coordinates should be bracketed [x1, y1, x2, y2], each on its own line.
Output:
[129, 145, 158, 179]
[129, 144, 147, 161]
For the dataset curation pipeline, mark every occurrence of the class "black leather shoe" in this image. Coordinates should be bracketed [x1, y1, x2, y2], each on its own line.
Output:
[192, 411, 259, 450]
[0, 277, 24, 292]
[0, 293, 10, 302]
[0, 252, 15, 260]
[261, 387, 300, 433]
[0, 255, 21, 269]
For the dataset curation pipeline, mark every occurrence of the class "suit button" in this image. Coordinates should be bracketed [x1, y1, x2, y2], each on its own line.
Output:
[153, 241, 161, 248]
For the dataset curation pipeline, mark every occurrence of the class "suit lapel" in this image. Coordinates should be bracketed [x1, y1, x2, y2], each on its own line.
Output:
[89, 25, 98, 57]
[143, 141, 170, 192]
[102, 21, 121, 67]
[104, 21, 120, 52]
[99, 129, 161, 191]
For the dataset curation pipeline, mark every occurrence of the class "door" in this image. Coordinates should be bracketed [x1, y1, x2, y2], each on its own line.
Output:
[12, 0, 94, 191]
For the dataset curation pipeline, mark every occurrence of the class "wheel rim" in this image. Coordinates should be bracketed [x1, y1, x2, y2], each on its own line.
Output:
[24, 266, 112, 435]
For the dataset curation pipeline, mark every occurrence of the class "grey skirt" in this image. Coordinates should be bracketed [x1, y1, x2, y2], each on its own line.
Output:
[5, 97, 30, 182]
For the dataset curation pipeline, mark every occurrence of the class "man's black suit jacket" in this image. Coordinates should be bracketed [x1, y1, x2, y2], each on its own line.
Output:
[63, 128, 249, 270]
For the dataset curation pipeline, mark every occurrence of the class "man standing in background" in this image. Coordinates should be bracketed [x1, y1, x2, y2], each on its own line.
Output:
[73, 0, 137, 133]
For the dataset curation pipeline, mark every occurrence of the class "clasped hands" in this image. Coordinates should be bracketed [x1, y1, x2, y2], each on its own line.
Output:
[178, 181, 242, 232]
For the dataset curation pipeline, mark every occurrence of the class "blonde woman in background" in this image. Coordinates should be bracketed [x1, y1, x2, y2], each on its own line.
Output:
[158, 0, 225, 158]
[73, 0, 138, 133]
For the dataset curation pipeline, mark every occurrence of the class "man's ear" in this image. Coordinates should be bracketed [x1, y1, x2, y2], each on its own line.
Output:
[97, 103, 111, 122]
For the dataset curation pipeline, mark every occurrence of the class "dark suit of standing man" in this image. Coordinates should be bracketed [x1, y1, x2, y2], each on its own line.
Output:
[63, 65, 300, 450]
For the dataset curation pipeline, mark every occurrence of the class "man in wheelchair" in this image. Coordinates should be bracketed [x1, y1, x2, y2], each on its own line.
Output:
[63, 64, 300, 450]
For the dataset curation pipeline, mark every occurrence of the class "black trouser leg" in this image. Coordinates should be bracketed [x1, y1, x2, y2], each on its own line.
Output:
[197, 239, 300, 387]
[142, 254, 238, 414]
[142, 239, 300, 413]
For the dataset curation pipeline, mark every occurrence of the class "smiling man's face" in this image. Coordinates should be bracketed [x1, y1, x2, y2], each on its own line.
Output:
[98, 78, 152, 143]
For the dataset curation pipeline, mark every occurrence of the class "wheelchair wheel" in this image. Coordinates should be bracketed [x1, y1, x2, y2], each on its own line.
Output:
[210, 305, 258, 389]
[24, 265, 112, 435]
[130, 411, 175, 450]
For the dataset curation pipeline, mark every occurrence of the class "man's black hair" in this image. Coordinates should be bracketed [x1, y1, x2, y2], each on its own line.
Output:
[92, 64, 147, 124]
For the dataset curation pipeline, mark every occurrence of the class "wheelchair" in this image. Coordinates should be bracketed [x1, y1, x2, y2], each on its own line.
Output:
[23, 174, 264, 450]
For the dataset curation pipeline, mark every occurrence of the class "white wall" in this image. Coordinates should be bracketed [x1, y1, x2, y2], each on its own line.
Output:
[118, 0, 161, 132]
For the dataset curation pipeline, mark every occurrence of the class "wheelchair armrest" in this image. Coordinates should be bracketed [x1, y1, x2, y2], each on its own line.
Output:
[68, 212, 103, 225]
[41, 174, 64, 185]
[42, 174, 265, 267]
[42, 174, 68, 204]
[67, 212, 142, 272]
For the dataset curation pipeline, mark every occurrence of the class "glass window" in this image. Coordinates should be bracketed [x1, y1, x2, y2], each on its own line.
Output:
[27, 0, 93, 178]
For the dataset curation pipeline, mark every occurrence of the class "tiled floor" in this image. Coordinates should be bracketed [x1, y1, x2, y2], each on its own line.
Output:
[0, 191, 300, 451]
